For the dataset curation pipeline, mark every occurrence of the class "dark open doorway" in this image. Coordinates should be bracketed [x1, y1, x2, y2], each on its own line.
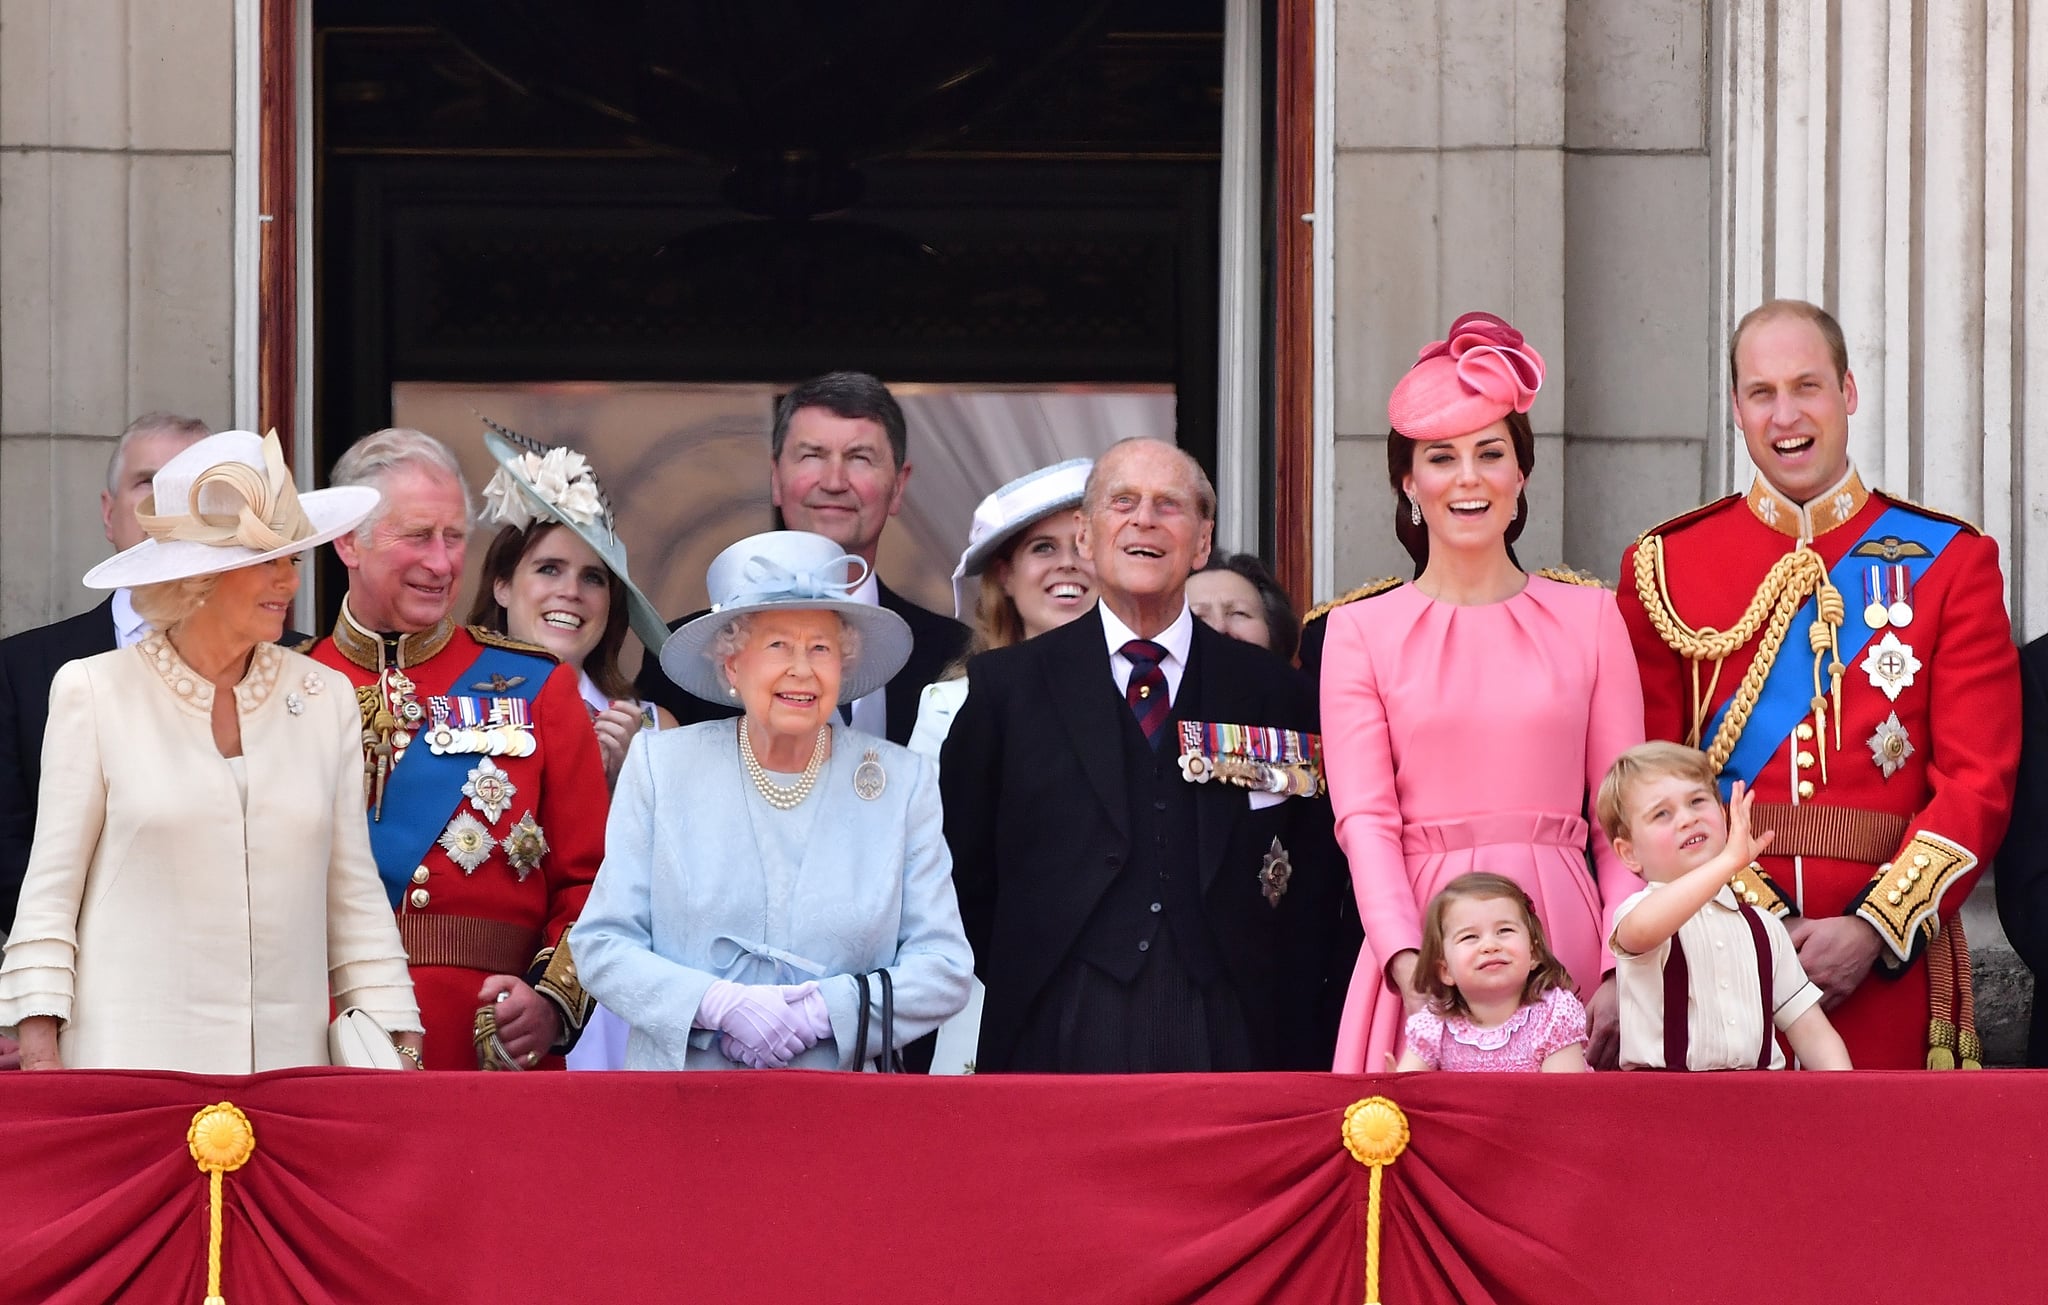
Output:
[311, 2, 1231, 624]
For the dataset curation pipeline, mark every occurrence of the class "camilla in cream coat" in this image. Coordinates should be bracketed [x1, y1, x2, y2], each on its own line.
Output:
[0, 431, 422, 1072]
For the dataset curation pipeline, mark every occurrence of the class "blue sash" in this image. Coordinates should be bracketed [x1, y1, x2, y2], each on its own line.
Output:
[1708, 505, 1962, 795]
[367, 644, 550, 907]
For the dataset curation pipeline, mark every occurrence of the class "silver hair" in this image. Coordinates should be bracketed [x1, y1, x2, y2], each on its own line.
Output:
[105, 412, 209, 492]
[330, 427, 474, 540]
[705, 611, 864, 689]
[1081, 437, 1217, 521]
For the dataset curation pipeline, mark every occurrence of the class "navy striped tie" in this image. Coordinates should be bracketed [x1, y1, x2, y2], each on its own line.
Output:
[1121, 639, 1170, 746]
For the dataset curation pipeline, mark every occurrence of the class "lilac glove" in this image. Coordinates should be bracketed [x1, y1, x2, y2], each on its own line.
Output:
[784, 981, 833, 1043]
[696, 979, 810, 1068]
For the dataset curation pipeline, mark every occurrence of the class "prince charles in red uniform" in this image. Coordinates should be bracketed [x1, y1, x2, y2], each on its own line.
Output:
[311, 428, 607, 1070]
[1617, 301, 2019, 1069]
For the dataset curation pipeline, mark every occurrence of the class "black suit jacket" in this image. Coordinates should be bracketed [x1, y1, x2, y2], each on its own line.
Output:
[1995, 633, 2048, 1064]
[0, 600, 117, 931]
[632, 579, 969, 746]
[939, 605, 1340, 1071]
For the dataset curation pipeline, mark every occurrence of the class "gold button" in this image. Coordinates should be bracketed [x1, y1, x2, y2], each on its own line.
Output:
[412, 865, 430, 885]
[409, 888, 430, 909]
[1796, 750, 1815, 769]
[1798, 781, 1815, 799]
[1796, 722, 1814, 741]
[1907, 867, 1921, 882]
[1896, 877, 1911, 892]
[1744, 891, 1759, 905]
[1887, 890, 1902, 905]
[1914, 854, 1931, 868]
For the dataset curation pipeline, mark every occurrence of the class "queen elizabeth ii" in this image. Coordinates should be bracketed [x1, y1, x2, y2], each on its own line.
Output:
[574, 530, 973, 1069]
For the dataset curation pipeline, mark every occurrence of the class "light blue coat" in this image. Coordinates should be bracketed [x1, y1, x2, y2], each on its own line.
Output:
[576, 719, 973, 1070]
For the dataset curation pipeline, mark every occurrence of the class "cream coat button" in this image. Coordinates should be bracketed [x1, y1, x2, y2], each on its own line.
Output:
[412, 865, 431, 885]
[410, 888, 430, 909]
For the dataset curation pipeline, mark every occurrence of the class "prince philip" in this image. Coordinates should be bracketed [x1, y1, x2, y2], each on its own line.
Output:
[941, 439, 1337, 1072]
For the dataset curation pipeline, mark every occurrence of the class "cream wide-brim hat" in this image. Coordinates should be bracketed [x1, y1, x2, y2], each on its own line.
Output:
[658, 530, 912, 707]
[82, 430, 378, 589]
[478, 421, 671, 655]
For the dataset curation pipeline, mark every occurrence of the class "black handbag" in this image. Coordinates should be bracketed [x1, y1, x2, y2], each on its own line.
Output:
[852, 969, 906, 1073]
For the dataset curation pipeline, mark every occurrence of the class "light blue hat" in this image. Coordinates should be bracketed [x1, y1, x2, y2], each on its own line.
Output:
[658, 530, 913, 706]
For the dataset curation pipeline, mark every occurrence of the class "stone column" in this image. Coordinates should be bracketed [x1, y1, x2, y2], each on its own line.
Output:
[0, 0, 236, 635]
[1721, 0, 2048, 639]
[1325, 0, 1719, 593]
[1560, 0, 1718, 579]
[1327, 0, 1569, 591]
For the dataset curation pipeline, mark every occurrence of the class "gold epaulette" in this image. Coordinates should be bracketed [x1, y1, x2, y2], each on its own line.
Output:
[1851, 831, 1978, 969]
[1534, 566, 1608, 589]
[1631, 493, 1743, 547]
[1871, 489, 1985, 537]
[466, 625, 560, 663]
[1303, 577, 1403, 626]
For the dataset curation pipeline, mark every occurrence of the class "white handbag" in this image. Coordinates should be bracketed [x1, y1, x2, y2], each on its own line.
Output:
[328, 1007, 407, 1070]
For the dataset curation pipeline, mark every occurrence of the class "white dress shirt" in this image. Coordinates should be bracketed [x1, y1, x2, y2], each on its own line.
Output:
[1099, 599, 1194, 706]
[111, 589, 149, 649]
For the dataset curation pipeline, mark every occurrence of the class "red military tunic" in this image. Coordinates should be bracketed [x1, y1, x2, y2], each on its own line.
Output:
[1618, 466, 2019, 1068]
[311, 606, 607, 1070]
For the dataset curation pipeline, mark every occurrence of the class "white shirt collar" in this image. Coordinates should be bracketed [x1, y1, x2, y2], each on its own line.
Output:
[1099, 598, 1193, 665]
[1100, 599, 1194, 706]
[850, 569, 880, 607]
[111, 588, 149, 648]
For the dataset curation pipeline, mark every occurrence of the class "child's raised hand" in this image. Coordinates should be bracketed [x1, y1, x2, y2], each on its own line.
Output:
[1724, 780, 1777, 867]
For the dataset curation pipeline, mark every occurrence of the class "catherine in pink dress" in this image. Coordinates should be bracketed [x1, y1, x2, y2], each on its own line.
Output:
[1322, 576, 1644, 1072]
[1322, 309, 1644, 1074]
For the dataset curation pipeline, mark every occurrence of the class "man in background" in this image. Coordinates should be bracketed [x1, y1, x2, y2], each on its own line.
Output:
[635, 371, 968, 744]
[0, 412, 210, 934]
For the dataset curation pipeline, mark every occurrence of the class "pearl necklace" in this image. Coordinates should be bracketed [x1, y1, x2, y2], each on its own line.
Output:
[739, 721, 831, 810]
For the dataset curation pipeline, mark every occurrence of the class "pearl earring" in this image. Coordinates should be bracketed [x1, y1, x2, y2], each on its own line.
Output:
[726, 682, 739, 700]
[1408, 495, 1421, 527]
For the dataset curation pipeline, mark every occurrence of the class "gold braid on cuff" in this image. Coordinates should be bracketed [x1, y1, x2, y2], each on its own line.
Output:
[1849, 830, 1976, 967]
[1727, 861, 1793, 918]
[530, 934, 594, 1054]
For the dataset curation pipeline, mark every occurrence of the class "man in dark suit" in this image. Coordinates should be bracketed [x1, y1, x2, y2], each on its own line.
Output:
[941, 438, 1338, 1073]
[634, 371, 968, 744]
[1995, 632, 2048, 1064]
[0, 413, 210, 936]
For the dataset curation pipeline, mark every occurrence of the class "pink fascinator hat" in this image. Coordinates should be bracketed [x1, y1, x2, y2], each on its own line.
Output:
[1386, 311, 1545, 441]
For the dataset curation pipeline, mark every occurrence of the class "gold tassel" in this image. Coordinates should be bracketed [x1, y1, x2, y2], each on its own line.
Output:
[188, 1102, 256, 1305]
[1343, 1098, 1412, 1305]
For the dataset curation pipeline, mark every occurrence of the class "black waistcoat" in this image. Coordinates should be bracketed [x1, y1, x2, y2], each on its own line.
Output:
[1071, 671, 1221, 985]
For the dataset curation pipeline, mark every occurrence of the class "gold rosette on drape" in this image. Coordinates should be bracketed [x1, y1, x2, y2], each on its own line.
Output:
[1342, 1096, 1411, 1305]
[188, 1101, 257, 1304]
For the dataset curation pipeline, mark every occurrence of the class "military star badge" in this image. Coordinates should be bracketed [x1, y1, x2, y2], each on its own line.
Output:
[1860, 631, 1922, 703]
[437, 812, 497, 874]
[503, 811, 550, 881]
[462, 757, 517, 824]
[1259, 837, 1292, 908]
[1867, 712, 1914, 779]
